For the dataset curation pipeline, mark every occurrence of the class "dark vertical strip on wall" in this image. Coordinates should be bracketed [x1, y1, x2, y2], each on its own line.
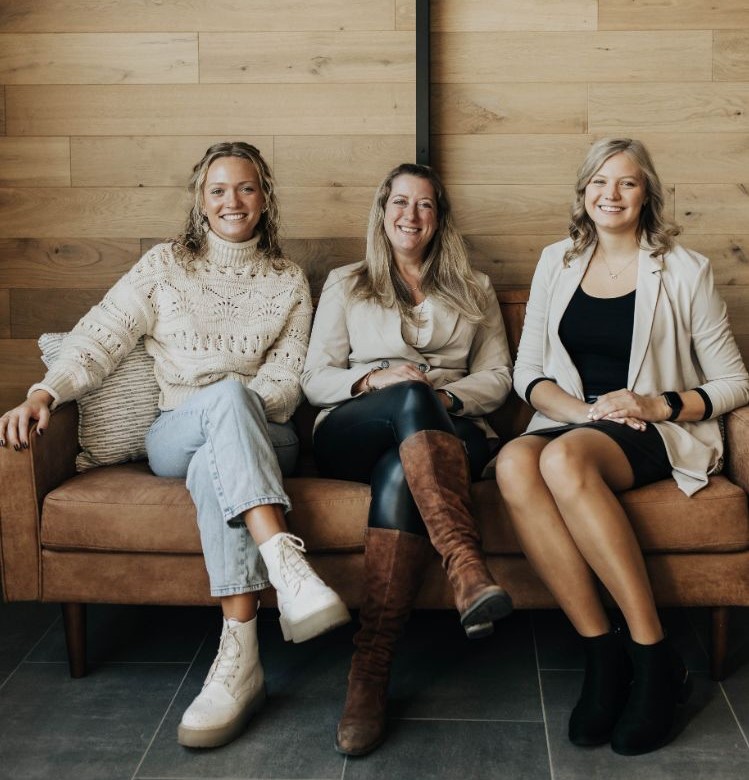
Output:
[416, 0, 430, 165]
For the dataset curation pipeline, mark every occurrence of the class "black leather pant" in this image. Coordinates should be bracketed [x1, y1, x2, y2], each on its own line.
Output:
[313, 381, 493, 536]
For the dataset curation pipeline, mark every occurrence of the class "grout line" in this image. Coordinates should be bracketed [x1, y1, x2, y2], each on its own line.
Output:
[531, 612, 556, 780]
[129, 629, 211, 780]
[0, 609, 61, 694]
[719, 681, 749, 751]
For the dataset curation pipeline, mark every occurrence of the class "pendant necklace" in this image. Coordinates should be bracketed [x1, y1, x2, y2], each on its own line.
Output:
[598, 245, 638, 280]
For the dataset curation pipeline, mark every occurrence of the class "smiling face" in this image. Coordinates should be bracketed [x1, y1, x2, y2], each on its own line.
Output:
[584, 152, 647, 239]
[383, 174, 438, 264]
[202, 156, 265, 243]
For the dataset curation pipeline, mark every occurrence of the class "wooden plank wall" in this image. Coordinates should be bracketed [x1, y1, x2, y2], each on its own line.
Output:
[2, 1, 749, 412]
[431, 0, 749, 364]
[0, 0, 415, 410]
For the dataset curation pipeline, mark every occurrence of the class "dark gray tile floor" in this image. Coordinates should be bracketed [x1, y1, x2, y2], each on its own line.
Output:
[0, 601, 747, 780]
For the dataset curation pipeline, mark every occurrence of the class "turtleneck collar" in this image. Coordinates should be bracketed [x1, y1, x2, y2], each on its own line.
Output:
[205, 229, 263, 269]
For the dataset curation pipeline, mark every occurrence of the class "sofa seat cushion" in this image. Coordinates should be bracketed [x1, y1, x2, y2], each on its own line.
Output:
[41, 464, 748, 557]
[475, 475, 749, 554]
[41, 463, 370, 554]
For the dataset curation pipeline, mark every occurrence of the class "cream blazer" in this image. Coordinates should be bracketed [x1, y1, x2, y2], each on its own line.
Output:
[302, 263, 513, 438]
[515, 238, 749, 496]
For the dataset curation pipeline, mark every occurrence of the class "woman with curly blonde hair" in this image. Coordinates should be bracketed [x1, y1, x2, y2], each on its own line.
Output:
[495, 137, 749, 755]
[0, 141, 350, 749]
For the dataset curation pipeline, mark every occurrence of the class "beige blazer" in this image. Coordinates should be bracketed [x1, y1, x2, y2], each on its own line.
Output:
[302, 263, 513, 438]
[515, 238, 749, 495]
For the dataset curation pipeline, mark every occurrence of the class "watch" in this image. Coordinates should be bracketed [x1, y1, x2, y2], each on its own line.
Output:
[443, 390, 464, 413]
[661, 391, 683, 421]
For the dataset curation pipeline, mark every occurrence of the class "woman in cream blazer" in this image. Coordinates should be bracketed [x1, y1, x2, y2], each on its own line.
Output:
[495, 138, 749, 758]
[302, 163, 513, 757]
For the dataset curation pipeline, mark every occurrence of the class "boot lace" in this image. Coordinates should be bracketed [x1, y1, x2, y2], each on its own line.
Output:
[277, 533, 318, 593]
[204, 624, 241, 689]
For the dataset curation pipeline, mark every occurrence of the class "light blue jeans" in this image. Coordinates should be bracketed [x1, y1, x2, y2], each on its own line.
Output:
[145, 380, 299, 597]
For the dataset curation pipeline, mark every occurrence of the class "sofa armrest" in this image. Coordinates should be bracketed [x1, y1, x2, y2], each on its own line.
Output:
[724, 404, 749, 494]
[0, 402, 79, 601]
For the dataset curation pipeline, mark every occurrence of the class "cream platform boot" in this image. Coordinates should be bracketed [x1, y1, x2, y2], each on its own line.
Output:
[177, 617, 266, 748]
[259, 532, 351, 643]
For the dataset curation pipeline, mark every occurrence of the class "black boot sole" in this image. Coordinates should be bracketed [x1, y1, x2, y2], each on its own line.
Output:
[611, 671, 693, 756]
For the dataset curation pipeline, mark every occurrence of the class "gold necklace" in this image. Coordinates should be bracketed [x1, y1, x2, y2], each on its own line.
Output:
[598, 245, 639, 280]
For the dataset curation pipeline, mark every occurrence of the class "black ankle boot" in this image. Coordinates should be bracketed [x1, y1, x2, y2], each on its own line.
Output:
[610, 636, 692, 755]
[568, 629, 633, 746]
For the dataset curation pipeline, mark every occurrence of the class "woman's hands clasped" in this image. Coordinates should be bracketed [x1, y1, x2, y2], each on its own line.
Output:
[0, 389, 54, 450]
[366, 364, 431, 391]
[586, 389, 669, 431]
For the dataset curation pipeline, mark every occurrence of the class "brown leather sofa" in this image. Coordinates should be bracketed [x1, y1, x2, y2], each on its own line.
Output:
[1, 290, 747, 681]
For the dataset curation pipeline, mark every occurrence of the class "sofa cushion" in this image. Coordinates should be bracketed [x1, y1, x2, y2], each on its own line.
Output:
[39, 334, 160, 472]
[475, 476, 749, 554]
[41, 463, 749, 557]
[40, 463, 370, 555]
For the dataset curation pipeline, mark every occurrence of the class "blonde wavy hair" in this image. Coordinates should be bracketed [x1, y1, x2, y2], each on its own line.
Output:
[352, 163, 487, 324]
[173, 141, 284, 266]
[563, 137, 681, 266]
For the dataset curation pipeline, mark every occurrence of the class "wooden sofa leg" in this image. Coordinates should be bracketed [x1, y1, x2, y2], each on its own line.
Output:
[711, 605, 729, 682]
[61, 603, 87, 678]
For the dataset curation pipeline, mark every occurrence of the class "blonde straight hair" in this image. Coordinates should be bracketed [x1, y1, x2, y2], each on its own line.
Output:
[564, 137, 681, 266]
[352, 163, 487, 324]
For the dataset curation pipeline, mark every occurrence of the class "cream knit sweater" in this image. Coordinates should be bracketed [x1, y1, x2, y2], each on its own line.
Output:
[32, 231, 313, 424]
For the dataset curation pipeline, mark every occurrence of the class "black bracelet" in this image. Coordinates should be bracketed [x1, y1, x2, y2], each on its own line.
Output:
[693, 387, 713, 420]
[661, 391, 684, 421]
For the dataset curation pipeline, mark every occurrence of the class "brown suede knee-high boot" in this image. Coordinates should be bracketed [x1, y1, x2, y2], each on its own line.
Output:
[335, 527, 432, 756]
[399, 429, 513, 638]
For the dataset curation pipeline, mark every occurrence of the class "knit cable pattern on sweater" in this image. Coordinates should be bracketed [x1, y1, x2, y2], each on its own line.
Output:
[30, 231, 313, 424]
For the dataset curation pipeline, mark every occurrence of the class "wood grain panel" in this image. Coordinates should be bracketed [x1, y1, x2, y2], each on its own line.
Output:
[0, 33, 198, 84]
[273, 136, 412, 186]
[0, 239, 140, 288]
[677, 185, 749, 234]
[0, 86, 5, 135]
[679, 236, 749, 286]
[0, 290, 10, 338]
[71, 136, 272, 187]
[277, 187, 373, 238]
[396, 0, 415, 31]
[0, 339, 45, 411]
[437, 133, 749, 186]
[0, 138, 70, 186]
[200, 32, 413, 84]
[465, 235, 559, 287]
[450, 186, 571, 236]
[0, 1, 396, 32]
[11, 288, 107, 338]
[599, 1, 749, 30]
[283, 238, 366, 295]
[432, 83, 587, 134]
[638, 133, 749, 184]
[433, 32, 711, 83]
[0, 188, 187, 238]
[590, 84, 749, 134]
[432, 0, 596, 31]
[714, 32, 749, 81]
[435, 135, 589, 184]
[6, 84, 414, 136]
